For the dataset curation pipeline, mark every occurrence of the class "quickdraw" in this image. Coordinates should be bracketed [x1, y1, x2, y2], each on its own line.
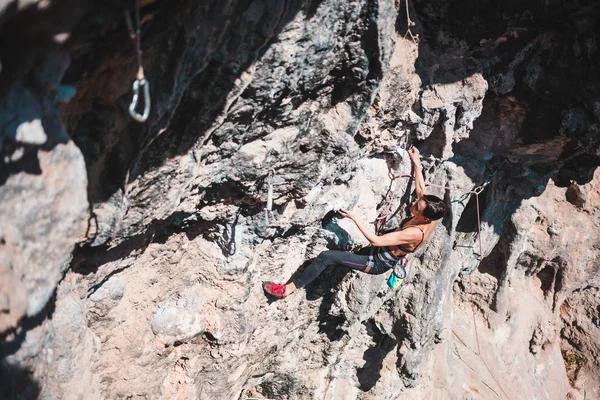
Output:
[473, 185, 486, 195]
[264, 169, 274, 227]
[125, 1, 151, 122]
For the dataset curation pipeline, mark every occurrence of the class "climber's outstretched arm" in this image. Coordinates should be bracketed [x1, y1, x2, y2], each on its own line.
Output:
[408, 146, 425, 199]
[338, 209, 421, 247]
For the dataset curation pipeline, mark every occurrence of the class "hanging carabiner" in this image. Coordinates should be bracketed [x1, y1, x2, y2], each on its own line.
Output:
[129, 68, 151, 122]
[125, 3, 150, 123]
[474, 178, 493, 195]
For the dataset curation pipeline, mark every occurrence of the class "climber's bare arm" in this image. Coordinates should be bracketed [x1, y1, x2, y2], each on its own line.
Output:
[338, 209, 421, 247]
[408, 146, 425, 199]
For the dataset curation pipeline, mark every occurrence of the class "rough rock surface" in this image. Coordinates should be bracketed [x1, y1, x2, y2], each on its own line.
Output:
[1, 0, 600, 399]
[0, 0, 88, 333]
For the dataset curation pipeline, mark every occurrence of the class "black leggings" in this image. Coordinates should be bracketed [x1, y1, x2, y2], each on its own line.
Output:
[293, 249, 391, 289]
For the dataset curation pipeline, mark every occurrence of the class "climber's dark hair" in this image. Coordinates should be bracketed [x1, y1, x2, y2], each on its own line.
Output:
[422, 194, 447, 221]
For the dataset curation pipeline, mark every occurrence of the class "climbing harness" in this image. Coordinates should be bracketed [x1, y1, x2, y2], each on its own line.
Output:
[363, 247, 407, 289]
[264, 169, 274, 227]
[364, 248, 375, 273]
[125, 1, 151, 122]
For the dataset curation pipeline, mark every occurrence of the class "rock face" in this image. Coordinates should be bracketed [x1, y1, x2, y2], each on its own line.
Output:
[0, 0, 89, 333]
[1, 0, 599, 399]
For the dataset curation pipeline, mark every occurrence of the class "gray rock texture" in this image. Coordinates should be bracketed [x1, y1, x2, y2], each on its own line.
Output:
[1, 0, 600, 399]
[0, 0, 89, 333]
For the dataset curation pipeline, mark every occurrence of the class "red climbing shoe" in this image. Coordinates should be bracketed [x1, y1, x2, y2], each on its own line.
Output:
[263, 281, 287, 299]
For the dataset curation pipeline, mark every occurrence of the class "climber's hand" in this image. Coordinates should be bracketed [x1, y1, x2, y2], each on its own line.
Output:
[338, 208, 356, 221]
[408, 145, 420, 161]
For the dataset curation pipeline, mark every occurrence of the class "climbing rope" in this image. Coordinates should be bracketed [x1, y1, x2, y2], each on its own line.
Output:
[403, 0, 419, 43]
[424, 180, 511, 399]
[378, 155, 508, 260]
[374, 146, 413, 235]
[425, 181, 485, 260]
[125, 1, 151, 122]
[373, 154, 511, 398]
[469, 273, 512, 399]
[375, 169, 413, 235]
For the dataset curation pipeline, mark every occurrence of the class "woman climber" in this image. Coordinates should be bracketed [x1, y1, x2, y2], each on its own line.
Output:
[262, 146, 448, 299]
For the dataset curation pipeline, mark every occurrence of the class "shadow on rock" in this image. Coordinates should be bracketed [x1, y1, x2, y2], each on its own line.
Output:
[303, 264, 349, 342]
[61, 0, 330, 207]
[0, 150, 42, 186]
[321, 210, 351, 248]
[72, 209, 219, 279]
[0, 363, 41, 400]
[357, 320, 397, 392]
[0, 287, 56, 359]
[0, 0, 81, 184]
[477, 245, 506, 283]
[405, 0, 600, 241]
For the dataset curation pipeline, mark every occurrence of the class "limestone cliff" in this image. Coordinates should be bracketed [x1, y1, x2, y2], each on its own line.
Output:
[1, 0, 599, 399]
